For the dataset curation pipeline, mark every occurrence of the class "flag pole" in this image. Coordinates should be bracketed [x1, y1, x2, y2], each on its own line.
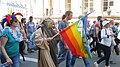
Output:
[80, 10, 95, 20]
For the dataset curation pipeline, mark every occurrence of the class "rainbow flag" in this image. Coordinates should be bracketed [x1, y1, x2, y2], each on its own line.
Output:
[60, 16, 92, 58]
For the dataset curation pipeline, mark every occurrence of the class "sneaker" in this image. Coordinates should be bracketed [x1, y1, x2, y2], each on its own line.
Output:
[105, 65, 110, 67]
[94, 62, 99, 67]
[92, 51, 97, 56]
[78, 56, 82, 59]
[28, 49, 34, 53]
[110, 61, 116, 64]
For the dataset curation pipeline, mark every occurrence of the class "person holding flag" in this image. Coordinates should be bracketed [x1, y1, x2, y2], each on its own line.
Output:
[58, 11, 73, 67]
[59, 11, 94, 67]
[70, 20, 91, 67]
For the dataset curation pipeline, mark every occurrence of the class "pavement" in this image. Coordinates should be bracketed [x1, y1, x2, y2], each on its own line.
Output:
[1, 50, 120, 67]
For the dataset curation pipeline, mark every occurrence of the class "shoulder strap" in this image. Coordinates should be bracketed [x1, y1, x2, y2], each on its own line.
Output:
[105, 29, 107, 35]
[38, 27, 44, 61]
[38, 48, 40, 60]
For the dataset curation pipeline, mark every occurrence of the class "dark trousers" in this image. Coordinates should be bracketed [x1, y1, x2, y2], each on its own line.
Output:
[90, 37, 102, 57]
[97, 45, 111, 66]
[89, 37, 95, 48]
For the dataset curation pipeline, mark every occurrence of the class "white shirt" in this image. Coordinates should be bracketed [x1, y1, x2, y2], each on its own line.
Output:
[100, 28, 112, 47]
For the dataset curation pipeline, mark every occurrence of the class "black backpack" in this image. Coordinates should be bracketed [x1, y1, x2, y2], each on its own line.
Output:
[98, 29, 102, 41]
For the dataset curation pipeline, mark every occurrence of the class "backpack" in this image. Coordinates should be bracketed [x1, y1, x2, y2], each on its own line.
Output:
[89, 24, 94, 37]
[98, 29, 101, 41]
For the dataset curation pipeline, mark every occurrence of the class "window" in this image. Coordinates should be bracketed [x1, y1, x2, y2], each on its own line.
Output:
[85, 3, 88, 7]
[83, 0, 94, 13]
[85, 0, 88, 2]
[104, 2, 108, 6]
[90, 3, 93, 7]
[90, 0, 93, 11]
[103, 0, 108, 11]
[109, 1, 113, 6]
[103, 0, 114, 11]
[65, 0, 71, 11]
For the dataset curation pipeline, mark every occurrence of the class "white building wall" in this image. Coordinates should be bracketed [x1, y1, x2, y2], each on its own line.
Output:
[0, 0, 25, 19]
[71, 0, 82, 17]
[111, 0, 120, 16]
[52, 0, 65, 18]
[92, 0, 102, 16]
[59, 0, 65, 16]
[52, 0, 60, 17]
[38, 0, 44, 17]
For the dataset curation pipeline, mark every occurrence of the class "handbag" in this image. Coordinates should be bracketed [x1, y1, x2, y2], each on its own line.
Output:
[114, 45, 119, 55]
[117, 32, 120, 40]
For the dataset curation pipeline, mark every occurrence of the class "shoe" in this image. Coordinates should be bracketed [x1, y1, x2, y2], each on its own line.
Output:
[23, 53, 28, 55]
[78, 56, 82, 59]
[28, 49, 34, 53]
[92, 51, 97, 56]
[110, 61, 116, 64]
[98, 55, 102, 58]
[94, 62, 99, 67]
[32, 47, 38, 51]
[105, 65, 110, 67]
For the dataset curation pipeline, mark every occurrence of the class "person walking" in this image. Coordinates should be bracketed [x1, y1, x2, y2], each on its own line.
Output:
[94, 20, 114, 67]
[0, 17, 23, 67]
[26, 16, 36, 53]
[91, 16, 103, 57]
[70, 17, 91, 67]
[33, 17, 59, 67]
[58, 11, 73, 67]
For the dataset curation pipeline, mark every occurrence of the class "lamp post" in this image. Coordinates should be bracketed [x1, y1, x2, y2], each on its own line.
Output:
[84, 7, 88, 14]
[107, 7, 111, 16]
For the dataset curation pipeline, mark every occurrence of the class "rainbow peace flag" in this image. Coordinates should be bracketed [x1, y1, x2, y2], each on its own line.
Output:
[60, 13, 93, 58]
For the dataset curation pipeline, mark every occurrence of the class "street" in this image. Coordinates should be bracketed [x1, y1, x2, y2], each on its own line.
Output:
[16, 50, 120, 67]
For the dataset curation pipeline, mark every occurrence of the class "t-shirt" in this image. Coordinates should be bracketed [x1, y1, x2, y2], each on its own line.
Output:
[58, 20, 69, 30]
[26, 22, 35, 34]
[58, 20, 69, 42]
[0, 27, 19, 57]
[94, 22, 100, 37]
[100, 28, 112, 47]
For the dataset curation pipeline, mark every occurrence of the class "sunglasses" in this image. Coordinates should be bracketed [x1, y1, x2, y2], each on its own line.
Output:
[14, 21, 18, 23]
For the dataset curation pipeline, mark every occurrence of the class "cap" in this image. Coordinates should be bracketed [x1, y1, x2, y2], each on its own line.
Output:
[102, 20, 109, 26]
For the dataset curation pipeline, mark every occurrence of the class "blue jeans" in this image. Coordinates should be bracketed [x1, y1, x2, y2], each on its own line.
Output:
[28, 32, 36, 49]
[1, 54, 20, 67]
[71, 56, 90, 67]
[58, 40, 72, 67]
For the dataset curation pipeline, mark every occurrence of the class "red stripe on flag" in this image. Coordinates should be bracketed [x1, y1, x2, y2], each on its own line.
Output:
[66, 27, 85, 56]
[60, 30, 77, 55]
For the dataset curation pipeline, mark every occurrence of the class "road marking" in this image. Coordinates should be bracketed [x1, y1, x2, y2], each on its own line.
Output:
[20, 56, 37, 63]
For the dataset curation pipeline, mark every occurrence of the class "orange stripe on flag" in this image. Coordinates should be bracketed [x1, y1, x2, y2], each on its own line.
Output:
[65, 24, 85, 57]
[60, 29, 77, 55]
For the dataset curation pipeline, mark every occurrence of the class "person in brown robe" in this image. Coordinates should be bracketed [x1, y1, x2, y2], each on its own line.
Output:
[34, 26, 56, 67]
[33, 18, 59, 67]
[41, 18, 59, 65]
